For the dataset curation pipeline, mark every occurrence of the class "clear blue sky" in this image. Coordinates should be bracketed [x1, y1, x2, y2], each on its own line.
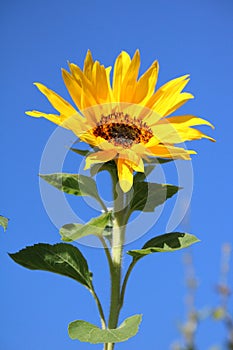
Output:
[1, 0, 233, 349]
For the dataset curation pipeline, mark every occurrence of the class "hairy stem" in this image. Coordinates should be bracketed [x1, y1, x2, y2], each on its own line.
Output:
[98, 236, 114, 274]
[90, 285, 107, 329]
[108, 221, 124, 329]
[107, 188, 126, 350]
[119, 259, 138, 310]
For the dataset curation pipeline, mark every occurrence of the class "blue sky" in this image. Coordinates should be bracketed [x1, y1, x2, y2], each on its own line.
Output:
[1, 0, 233, 349]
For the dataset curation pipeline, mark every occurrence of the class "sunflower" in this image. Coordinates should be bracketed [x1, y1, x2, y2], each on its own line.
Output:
[26, 50, 214, 192]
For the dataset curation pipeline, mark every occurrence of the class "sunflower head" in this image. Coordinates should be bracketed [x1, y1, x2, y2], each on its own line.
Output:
[92, 112, 153, 148]
[26, 50, 214, 192]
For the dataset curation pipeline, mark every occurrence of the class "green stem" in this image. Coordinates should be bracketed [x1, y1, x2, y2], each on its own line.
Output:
[106, 342, 114, 350]
[90, 285, 107, 329]
[98, 236, 114, 274]
[107, 188, 126, 350]
[107, 256, 137, 350]
[108, 221, 124, 329]
[119, 259, 138, 310]
[98, 237, 115, 350]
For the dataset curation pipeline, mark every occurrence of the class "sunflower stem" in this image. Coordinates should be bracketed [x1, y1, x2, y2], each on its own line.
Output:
[119, 259, 138, 310]
[108, 222, 122, 328]
[90, 284, 107, 329]
[98, 236, 114, 273]
[107, 187, 126, 349]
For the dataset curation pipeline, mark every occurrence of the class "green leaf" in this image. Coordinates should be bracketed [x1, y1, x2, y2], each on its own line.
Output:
[0, 215, 8, 231]
[9, 243, 92, 288]
[127, 232, 200, 259]
[130, 182, 180, 213]
[60, 212, 112, 242]
[70, 148, 90, 156]
[40, 173, 102, 204]
[68, 314, 142, 343]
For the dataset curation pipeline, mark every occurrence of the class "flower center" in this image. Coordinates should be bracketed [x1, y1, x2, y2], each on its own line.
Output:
[93, 112, 153, 148]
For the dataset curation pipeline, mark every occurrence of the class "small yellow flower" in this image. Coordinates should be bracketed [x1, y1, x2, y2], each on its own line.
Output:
[26, 50, 214, 192]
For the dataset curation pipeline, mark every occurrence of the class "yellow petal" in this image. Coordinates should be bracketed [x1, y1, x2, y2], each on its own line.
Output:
[146, 144, 196, 160]
[126, 158, 144, 172]
[152, 124, 213, 144]
[81, 89, 99, 110]
[163, 93, 194, 116]
[79, 133, 112, 148]
[92, 61, 111, 102]
[117, 158, 133, 192]
[172, 127, 215, 142]
[151, 123, 184, 144]
[120, 50, 141, 102]
[105, 66, 114, 101]
[143, 136, 160, 148]
[82, 107, 99, 126]
[83, 50, 94, 81]
[140, 108, 163, 126]
[69, 62, 105, 108]
[61, 113, 88, 136]
[25, 110, 67, 126]
[157, 74, 190, 91]
[164, 115, 214, 129]
[153, 78, 191, 116]
[33, 83, 77, 116]
[154, 115, 215, 143]
[61, 69, 82, 109]
[113, 51, 131, 100]
[133, 60, 159, 104]
[84, 149, 117, 169]
[131, 142, 150, 155]
[145, 75, 191, 116]
[69, 63, 84, 86]
[68, 62, 98, 105]
[119, 149, 144, 172]
[98, 140, 118, 151]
